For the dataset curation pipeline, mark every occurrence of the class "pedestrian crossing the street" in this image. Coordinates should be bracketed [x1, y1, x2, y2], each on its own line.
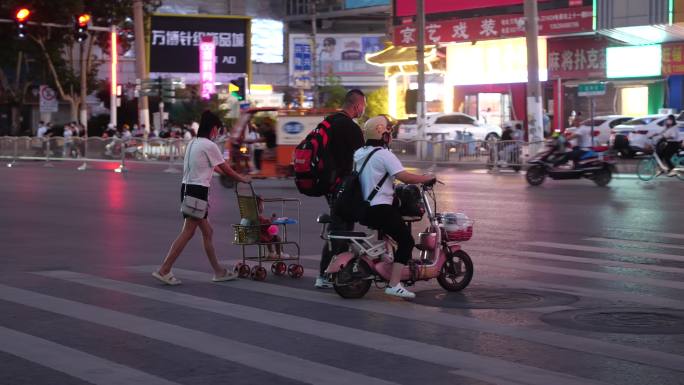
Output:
[1, 233, 684, 385]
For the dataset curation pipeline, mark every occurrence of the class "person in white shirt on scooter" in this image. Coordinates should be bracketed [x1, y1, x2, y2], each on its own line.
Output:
[355, 115, 436, 299]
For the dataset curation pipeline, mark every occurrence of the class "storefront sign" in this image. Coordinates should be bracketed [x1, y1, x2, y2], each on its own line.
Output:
[199, 37, 216, 99]
[547, 38, 606, 80]
[149, 15, 249, 82]
[446, 37, 547, 85]
[607, 45, 661, 79]
[394, 6, 593, 46]
[662, 42, 684, 76]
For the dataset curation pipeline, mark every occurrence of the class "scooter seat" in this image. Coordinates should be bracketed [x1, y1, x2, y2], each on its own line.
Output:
[328, 230, 368, 238]
[579, 151, 598, 160]
[316, 214, 332, 224]
[591, 146, 609, 152]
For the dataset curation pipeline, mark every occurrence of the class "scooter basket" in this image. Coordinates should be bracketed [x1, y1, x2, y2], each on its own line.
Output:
[444, 221, 474, 242]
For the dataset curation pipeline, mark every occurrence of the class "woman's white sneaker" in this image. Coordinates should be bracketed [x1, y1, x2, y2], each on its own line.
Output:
[384, 283, 415, 299]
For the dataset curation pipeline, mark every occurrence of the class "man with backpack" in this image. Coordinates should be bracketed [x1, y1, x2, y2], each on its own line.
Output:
[297, 89, 366, 288]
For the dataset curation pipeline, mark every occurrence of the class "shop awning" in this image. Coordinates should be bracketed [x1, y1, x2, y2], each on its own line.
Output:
[365, 45, 445, 77]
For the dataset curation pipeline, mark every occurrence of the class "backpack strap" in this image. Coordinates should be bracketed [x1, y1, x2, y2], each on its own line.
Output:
[357, 147, 389, 202]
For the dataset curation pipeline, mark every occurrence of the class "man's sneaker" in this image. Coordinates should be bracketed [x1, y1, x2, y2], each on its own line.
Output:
[315, 276, 333, 289]
[384, 283, 416, 299]
[668, 169, 678, 177]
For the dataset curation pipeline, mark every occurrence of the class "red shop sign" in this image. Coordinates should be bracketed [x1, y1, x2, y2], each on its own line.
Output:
[394, 6, 593, 46]
[547, 37, 607, 80]
[662, 42, 684, 76]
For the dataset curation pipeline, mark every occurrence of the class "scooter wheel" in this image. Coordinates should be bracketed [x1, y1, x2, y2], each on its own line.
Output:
[251, 266, 267, 281]
[525, 165, 546, 186]
[593, 167, 612, 187]
[437, 250, 474, 292]
[287, 264, 304, 279]
[272, 261, 287, 276]
[237, 263, 251, 278]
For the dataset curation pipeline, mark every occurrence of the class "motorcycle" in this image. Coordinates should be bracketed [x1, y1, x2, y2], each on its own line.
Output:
[525, 135, 617, 187]
[318, 182, 474, 299]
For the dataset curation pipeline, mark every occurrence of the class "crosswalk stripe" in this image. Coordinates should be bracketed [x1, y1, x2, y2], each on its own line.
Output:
[522, 241, 684, 262]
[129, 266, 684, 373]
[468, 245, 684, 275]
[475, 272, 684, 310]
[583, 237, 684, 251]
[471, 250, 684, 290]
[0, 284, 399, 385]
[37, 270, 612, 385]
[0, 326, 181, 385]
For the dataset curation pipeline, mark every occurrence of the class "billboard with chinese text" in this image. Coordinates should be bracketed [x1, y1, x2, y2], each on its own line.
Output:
[149, 14, 249, 83]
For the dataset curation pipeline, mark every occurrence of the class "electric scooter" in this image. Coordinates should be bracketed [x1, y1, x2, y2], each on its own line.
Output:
[319, 182, 474, 299]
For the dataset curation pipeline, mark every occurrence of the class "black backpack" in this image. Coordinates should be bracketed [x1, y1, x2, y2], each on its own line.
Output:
[332, 148, 388, 223]
[293, 117, 337, 197]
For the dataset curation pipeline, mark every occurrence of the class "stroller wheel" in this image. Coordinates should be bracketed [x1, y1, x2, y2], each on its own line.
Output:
[288, 264, 304, 279]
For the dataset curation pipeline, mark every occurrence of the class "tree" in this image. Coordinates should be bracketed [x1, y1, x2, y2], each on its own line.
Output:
[364, 87, 389, 121]
[320, 75, 347, 109]
[0, 0, 160, 128]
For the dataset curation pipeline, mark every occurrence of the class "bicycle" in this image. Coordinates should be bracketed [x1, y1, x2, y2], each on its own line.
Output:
[636, 146, 684, 181]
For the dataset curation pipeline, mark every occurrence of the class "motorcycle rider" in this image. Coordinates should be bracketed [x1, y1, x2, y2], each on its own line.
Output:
[650, 114, 682, 176]
[556, 122, 592, 168]
[355, 115, 436, 299]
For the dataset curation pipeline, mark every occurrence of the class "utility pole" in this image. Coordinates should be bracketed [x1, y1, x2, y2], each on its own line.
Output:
[310, 0, 318, 109]
[524, 0, 543, 143]
[416, 0, 426, 159]
[133, 0, 150, 138]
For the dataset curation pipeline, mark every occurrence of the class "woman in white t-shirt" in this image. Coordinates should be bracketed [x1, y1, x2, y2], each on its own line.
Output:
[154, 111, 251, 286]
[355, 116, 436, 299]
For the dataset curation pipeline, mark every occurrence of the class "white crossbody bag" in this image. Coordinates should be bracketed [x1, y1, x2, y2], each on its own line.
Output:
[180, 139, 209, 219]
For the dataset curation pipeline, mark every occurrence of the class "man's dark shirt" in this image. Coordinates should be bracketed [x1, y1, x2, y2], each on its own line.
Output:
[327, 112, 364, 179]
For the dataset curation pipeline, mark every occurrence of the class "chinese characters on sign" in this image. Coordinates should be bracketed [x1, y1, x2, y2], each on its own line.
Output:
[152, 30, 245, 48]
[547, 38, 607, 80]
[395, 6, 592, 46]
[662, 43, 684, 76]
[294, 43, 312, 71]
[199, 37, 216, 99]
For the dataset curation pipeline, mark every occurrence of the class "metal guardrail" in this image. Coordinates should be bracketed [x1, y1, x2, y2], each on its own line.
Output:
[0, 136, 546, 172]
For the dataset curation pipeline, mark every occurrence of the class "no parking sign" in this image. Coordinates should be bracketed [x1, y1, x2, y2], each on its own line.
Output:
[39, 85, 58, 113]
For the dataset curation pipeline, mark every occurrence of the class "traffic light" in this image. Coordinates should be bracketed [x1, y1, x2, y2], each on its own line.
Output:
[74, 13, 90, 43]
[229, 77, 246, 101]
[14, 8, 30, 38]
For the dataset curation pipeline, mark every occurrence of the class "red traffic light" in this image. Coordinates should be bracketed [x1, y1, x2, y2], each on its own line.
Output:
[77, 14, 90, 27]
[15, 8, 30, 22]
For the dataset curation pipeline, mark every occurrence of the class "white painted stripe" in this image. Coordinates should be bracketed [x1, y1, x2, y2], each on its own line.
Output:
[0, 284, 398, 385]
[584, 237, 684, 251]
[0, 326, 181, 385]
[451, 370, 530, 385]
[633, 231, 684, 240]
[129, 266, 684, 373]
[475, 272, 684, 310]
[469, 246, 684, 275]
[523, 241, 684, 263]
[37, 271, 613, 385]
[470, 249, 684, 290]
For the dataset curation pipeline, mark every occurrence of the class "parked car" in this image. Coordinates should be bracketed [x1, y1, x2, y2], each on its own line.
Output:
[565, 115, 632, 146]
[610, 114, 667, 157]
[395, 112, 501, 141]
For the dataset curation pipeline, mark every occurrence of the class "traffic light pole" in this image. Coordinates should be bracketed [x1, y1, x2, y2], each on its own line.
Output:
[133, 0, 150, 138]
[524, 0, 544, 143]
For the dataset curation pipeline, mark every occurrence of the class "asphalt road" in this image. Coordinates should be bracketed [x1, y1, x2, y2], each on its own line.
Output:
[1, 160, 684, 385]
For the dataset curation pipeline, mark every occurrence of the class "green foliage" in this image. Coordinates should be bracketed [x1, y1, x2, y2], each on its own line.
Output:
[364, 87, 389, 121]
[320, 76, 347, 109]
